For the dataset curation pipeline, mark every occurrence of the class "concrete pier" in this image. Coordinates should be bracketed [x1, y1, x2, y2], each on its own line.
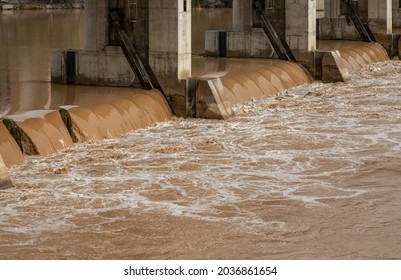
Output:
[319, 0, 400, 58]
[148, 0, 192, 116]
[205, 0, 398, 81]
[50, 0, 401, 118]
[51, 0, 191, 116]
[286, 0, 316, 53]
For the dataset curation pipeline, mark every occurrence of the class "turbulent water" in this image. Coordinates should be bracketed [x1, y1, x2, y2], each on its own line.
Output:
[1, 8, 401, 260]
[1, 60, 400, 259]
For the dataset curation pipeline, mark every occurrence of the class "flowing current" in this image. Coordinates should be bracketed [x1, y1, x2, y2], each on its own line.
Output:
[1, 61, 400, 259]
[1, 9, 401, 260]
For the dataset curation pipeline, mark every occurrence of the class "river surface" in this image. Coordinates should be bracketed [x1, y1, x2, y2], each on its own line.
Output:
[1, 9, 401, 260]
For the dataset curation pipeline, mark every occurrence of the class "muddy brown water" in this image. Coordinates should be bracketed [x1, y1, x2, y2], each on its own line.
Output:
[1, 61, 401, 259]
[1, 9, 401, 260]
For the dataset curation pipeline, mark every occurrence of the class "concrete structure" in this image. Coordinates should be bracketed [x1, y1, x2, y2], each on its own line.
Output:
[206, 0, 317, 59]
[319, 0, 400, 57]
[206, 0, 273, 58]
[206, 0, 318, 77]
[148, 0, 192, 116]
[394, 0, 401, 28]
[205, 0, 400, 80]
[51, 1, 401, 117]
[51, 0, 191, 116]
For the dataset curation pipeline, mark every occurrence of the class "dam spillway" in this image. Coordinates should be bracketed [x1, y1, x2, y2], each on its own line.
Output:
[0, 4, 393, 167]
[193, 58, 312, 105]
[1, 2, 401, 261]
[0, 38, 391, 167]
[0, 57, 311, 166]
[0, 88, 174, 167]
[2, 59, 401, 259]
[317, 40, 390, 72]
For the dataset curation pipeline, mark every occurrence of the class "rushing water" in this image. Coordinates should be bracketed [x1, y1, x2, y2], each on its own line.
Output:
[1, 9, 401, 260]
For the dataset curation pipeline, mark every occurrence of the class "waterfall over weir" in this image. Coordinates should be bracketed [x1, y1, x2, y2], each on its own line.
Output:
[317, 40, 389, 72]
[1, 89, 173, 167]
[193, 58, 312, 105]
[0, 41, 390, 168]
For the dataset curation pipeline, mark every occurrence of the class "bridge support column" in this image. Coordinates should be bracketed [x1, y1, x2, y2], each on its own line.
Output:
[232, 0, 253, 32]
[393, 0, 401, 58]
[285, 0, 317, 76]
[319, 0, 392, 38]
[366, 0, 392, 34]
[365, 0, 399, 58]
[319, 0, 358, 40]
[394, 0, 401, 29]
[319, 0, 397, 57]
[148, 0, 192, 117]
[51, 0, 192, 116]
[84, 0, 109, 51]
[358, 0, 398, 58]
[286, 0, 316, 53]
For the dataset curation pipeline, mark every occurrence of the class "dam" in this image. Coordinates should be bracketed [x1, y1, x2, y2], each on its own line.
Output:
[1, 0, 398, 169]
[0, 1, 401, 259]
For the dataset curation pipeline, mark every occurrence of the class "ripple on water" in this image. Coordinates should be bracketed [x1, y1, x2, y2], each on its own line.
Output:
[2, 61, 401, 259]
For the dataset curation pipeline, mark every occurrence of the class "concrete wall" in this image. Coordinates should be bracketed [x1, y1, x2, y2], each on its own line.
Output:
[319, 0, 358, 40]
[317, 0, 325, 19]
[320, 0, 393, 38]
[393, 0, 401, 28]
[148, 0, 192, 116]
[367, 0, 392, 34]
[206, 0, 317, 59]
[232, 0, 253, 32]
[51, 47, 135, 87]
[52, 0, 192, 116]
[84, 0, 109, 51]
[285, 0, 316, 52]
[205, 29, 275, 58]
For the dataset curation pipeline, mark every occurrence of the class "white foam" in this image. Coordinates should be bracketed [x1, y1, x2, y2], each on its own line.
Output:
[3, 60, 401, 236]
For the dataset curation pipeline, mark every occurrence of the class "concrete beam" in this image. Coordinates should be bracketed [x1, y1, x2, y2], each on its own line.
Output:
[394, 0, 401, 28]
[148, 0, 192, 116]
[316, 0, 325, 18]
[324, 0, 342, 18]
[84, 0, 109, 52]
[367, 0, 392, 34]
[232, 0, 253, 32]
[286, 0, 316, 52]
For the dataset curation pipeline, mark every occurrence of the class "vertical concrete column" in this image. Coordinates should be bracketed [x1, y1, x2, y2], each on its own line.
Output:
[393, 0, 401, 28]
[367, 0, 392, 34]
[148, 0, 191, 116]
[232, 0, 253, 32]
[316, 0, 325, 18]
[324, 0, 341, 18]
[84, 0, 109, 51]
[285, 0, 316, 52]
[128, 0, 149, 59]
